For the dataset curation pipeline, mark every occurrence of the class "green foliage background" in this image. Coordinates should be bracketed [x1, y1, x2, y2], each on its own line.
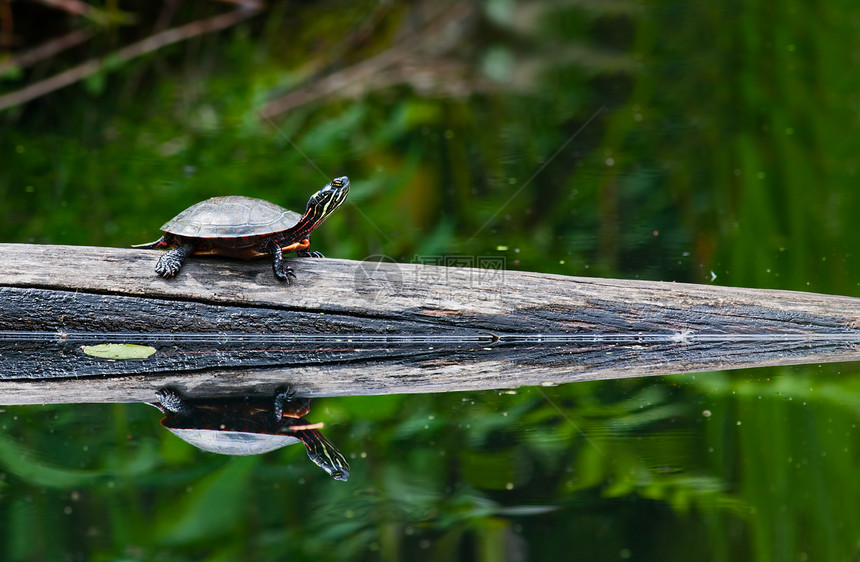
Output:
[2, 0, 860, 560]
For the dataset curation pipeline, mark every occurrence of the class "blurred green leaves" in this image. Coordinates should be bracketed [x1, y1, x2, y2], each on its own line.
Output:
[156, 457, 257, 545]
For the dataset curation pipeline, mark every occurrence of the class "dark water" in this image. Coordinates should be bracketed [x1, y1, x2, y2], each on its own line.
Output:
[2, 0, 860, 560]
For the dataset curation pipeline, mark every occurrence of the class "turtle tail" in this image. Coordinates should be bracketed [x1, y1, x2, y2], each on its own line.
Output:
[133, 235, 169, 249]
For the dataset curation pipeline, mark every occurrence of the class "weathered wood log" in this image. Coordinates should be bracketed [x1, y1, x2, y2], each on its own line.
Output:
[1, 243, 859, 405]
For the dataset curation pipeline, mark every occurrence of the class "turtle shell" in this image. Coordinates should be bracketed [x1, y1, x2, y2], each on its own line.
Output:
[166, 427, 301, 455]
[162, 196, 303, 238]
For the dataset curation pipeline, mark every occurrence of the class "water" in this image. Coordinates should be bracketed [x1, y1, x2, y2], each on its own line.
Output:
[2, 0, 860, 560]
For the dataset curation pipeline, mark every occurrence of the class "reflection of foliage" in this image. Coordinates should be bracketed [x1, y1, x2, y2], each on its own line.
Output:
[0, 383, 729, 559]
[4, 372, 858, 560]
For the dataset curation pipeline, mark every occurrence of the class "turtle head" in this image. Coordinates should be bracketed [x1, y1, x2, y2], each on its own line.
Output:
[294, 425, 351, 481]
[303, 176, 350, 227]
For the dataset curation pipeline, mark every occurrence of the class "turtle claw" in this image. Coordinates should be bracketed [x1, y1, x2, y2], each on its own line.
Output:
[269, 241, 298, 284]
[297, 250, 325, 258]
[273, 264, 296, 284]
[155, 244, 194, 278]
[275, 386, 298, 402]
[273, 386, 297, 421]
[156, 387, 186, 413]
[273, 386, 310, 420]
[155, 256, 181, 278]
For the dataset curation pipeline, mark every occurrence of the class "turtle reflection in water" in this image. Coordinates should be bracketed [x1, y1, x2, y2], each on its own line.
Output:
[135, 176, 350, 283]
[151, 387, 350, 481]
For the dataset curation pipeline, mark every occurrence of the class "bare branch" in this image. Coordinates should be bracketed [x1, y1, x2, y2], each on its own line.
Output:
[0, 28, 93, 75]
[0, 6, 262, 112]
[28, 0, 136, 25]
[260, 2, 475, 119]
[29, 0, 92, 17]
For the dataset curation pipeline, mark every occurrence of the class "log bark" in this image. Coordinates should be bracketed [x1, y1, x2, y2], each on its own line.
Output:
[1, 243, 858, 405]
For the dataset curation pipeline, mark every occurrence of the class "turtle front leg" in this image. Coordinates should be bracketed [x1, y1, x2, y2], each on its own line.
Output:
[155, 244, 194, 278]
[267, 241, 296, 283]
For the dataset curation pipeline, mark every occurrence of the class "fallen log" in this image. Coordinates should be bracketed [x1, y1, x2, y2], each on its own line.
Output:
[0, 243, 858, 405]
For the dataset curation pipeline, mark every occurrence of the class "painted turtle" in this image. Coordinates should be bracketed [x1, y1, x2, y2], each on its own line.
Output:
[135, 176, 350, 282]
[151, 387, 350, 481]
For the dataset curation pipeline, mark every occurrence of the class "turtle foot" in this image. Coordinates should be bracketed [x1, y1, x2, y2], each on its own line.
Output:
[275, 385, 297, 402]
[269, 242, 297, 284]
[155, 255, 182, 278]
[155, 244, 194, 278]
[273, 264, 297, 284]
[274, 386, 310, 420]
[297, 250, 324, 258]
[156, 387, 186, 413]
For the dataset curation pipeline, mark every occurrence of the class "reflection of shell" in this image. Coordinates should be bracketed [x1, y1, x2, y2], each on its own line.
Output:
[167, 428, 301, 455]
[162, 196, 302, 238]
